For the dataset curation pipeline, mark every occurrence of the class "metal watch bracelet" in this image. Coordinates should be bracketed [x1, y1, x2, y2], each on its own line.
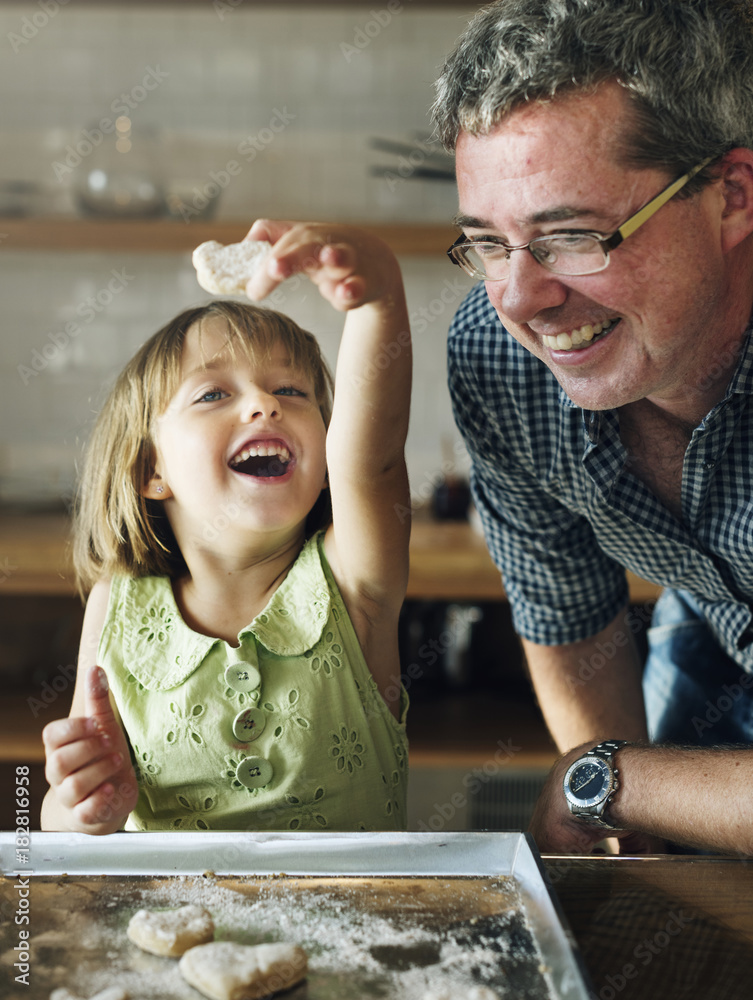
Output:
[585, 739, 627, 829]
[566, 739, 628, 831]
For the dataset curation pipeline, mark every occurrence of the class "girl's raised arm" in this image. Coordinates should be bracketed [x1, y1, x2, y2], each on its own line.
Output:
[246, 221, 412, 709]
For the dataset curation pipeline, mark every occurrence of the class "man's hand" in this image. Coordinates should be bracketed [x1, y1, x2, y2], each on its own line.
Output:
[42, 666, 139, 834]
[529, 742, 663, 854]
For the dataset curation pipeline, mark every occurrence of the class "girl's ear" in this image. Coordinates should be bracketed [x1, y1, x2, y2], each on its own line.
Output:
[141, 474, 172, 500]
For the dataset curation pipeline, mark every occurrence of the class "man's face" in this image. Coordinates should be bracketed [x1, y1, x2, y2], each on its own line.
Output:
[454, 82, 730, 412]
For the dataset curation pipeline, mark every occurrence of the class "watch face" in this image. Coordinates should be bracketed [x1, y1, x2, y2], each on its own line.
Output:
[566, 759, 611, 807]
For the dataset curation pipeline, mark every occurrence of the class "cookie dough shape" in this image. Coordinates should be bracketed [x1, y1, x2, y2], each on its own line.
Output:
[126, 903, 214, 957]
[192, 239, 272, 295]
[421, 988, 500, 1000]
[50, 990, 128, 1000]
[179, 940, 308, 1000]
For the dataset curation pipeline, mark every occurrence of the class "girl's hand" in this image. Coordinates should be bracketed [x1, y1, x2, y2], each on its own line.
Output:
[243, 220, 403, 311]
[42, 666, 139, 834]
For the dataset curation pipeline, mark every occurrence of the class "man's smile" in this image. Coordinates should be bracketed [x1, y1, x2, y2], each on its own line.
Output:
[541, 317, 621, 352]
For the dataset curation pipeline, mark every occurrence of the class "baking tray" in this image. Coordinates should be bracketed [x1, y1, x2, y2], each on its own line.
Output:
[0, 832, 591, 1000]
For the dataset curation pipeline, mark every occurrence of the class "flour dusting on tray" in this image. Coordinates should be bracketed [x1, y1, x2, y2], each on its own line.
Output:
[0, 874, 557, 1000]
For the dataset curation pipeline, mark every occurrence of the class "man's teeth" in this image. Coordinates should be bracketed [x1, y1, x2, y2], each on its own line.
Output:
[230, 443, 290, 467]
[543, 319, 618, 352]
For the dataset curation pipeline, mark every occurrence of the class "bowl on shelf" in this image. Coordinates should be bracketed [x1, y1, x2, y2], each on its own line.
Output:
[164, 179, 222, 222]
[75, 167, 165, 218]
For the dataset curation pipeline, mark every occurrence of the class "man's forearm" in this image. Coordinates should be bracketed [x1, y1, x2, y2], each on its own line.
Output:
[610, 744, 753, 855]
[522, 606, 650, 751]
[529, 740, 753, 855]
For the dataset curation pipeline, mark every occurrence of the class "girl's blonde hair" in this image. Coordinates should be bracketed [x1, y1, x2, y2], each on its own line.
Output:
[73, 300, 334, 596]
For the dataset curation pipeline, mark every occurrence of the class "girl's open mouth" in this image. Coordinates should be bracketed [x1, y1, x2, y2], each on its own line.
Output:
[229, 441, 292, 478]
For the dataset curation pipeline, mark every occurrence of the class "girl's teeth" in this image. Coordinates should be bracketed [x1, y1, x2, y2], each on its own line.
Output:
[230, 444, 290, 467]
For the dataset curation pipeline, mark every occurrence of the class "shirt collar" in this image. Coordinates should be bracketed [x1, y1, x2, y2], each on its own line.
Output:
[123, 532, 331, 691]
[721, 320, 753, 399]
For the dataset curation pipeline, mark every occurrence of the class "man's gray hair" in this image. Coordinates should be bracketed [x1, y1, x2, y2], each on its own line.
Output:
[432, 0, 753, 181]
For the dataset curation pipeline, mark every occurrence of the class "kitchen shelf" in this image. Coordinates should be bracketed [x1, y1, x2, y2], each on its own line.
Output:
[0, 217, 456, 256]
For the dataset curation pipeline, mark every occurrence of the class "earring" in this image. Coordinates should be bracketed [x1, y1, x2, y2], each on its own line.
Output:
[155, 485, 164, 494]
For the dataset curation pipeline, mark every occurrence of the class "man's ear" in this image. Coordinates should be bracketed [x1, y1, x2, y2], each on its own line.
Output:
[719, 148, 753, 253]
[141, 474, 172, 500]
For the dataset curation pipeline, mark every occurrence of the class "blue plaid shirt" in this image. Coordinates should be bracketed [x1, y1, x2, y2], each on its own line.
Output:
[447, 282, 753, 670]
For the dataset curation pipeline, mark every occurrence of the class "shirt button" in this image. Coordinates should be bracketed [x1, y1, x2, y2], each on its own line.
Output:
[224, 661, 261, 693]
[232, 708, 266, 742]
[236, 756, 273, 789]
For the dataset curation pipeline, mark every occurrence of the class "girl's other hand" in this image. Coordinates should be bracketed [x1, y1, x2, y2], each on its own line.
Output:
[42, 666, 139, 834]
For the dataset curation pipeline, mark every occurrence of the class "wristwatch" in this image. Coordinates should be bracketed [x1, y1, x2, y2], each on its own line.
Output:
[563, 739, 628, 830]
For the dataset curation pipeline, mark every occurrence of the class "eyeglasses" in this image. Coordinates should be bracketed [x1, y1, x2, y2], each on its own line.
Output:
[447, 159, 712, 281]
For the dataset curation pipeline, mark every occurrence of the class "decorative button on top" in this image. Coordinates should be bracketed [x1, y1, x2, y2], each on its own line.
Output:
[232, 708, 266, 743]
[236, 756, 273, 789]
[224, 661, 261, 693]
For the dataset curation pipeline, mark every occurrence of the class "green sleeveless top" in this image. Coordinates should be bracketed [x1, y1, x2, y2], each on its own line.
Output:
[98, 531, 408, 832]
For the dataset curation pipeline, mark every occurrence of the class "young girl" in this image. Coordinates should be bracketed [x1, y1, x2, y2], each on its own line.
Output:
[41, 221, 412, 834]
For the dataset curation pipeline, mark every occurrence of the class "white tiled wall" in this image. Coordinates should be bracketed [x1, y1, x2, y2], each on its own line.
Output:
[0, 2, 478, 505]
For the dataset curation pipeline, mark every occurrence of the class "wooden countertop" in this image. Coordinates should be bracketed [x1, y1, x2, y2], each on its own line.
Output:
[0, 511, 657, 770]
[0, 512, 75, 595]
[0, 511, 662, 603]
[0, 512, 563, 771]
[545, 855, 753, 999]
[407, 691, 556, 769]
[2, 689, 556, 768]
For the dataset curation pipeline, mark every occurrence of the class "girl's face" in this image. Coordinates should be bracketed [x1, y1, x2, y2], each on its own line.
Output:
[147, 318, 328, 549]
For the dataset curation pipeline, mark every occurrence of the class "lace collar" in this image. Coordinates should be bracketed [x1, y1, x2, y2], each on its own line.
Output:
[120, 533, 331, 691]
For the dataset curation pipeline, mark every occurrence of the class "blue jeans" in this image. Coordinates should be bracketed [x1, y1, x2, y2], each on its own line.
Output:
[643, 589, 753, 745]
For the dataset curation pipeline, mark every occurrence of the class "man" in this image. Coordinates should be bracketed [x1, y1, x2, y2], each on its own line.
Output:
[432, 0, 753, 854]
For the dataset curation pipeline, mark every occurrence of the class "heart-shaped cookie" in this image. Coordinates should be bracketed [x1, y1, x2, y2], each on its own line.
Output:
[422, 988, 500, 1000]
[179, 940, 308, 1000]
[192, 240, 272, 295]
[126, 904, 214, 957]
